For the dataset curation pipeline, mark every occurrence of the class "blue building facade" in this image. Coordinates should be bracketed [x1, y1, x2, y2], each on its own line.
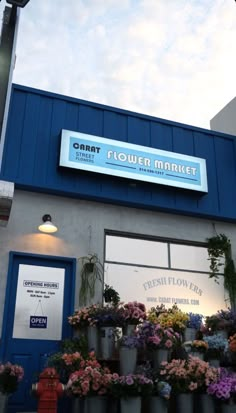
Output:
[1, 84, 236, 412]
[1, 84, 236, 221]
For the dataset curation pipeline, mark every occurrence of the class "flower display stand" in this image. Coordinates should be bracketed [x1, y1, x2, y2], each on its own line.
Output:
[87, 326, 99, 355]
[189, 351, 204, 360]
[86, 396, 107, 413]
[208, 358, 220, 368]
[152, 348, 169, 369]
[198, 393, 215, 413]
[123, 324, 136, 336]
[120, 396, 141, 413]
[149, 395, 168, 413]
[183, 327, 196, 342]
[100, 326, 115, 359]
[0, 394, 8, 413]
[119, 347, 137, 375]
[221, 402, 236, 413]
[176, 393, 194, 413]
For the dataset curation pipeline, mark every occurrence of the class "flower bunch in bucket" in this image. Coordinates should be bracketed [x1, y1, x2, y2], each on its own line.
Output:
[145, 324, 180, 350]
[204, 334, 228, 359]
[110, 374, 153, 397]
[160, 356, 219, 394]
[148, 305, 189, 333]
[67, 365, 118, 397]
[228, 333, 236, 353]
[48, 349, 99, 383]
[0, 362, 24, 394]
[207, 369, 236, 402]
[190, 340, 208, 353]
[121, 302, 146, 326]
[68, 304, 99, 328]
[186, 312, 204, 330]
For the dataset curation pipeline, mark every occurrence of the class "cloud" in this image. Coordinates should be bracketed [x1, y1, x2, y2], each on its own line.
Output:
[0, 0, 235, 129]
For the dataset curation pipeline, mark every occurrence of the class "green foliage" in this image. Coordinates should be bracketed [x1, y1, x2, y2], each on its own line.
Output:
[103, 284, 120, 306]
[79, 254, 103, 306]
[47, 337, 88, 383]
[207, 234, 236, 309]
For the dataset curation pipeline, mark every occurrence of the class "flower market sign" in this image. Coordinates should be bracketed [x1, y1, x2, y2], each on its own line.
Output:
[60, 130, 208, 192]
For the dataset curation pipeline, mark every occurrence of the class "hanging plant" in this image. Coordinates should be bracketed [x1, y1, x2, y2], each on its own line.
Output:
[79, 254, 103, 306]
[207, 233, 236, 309]
[103, 284, 120, 306]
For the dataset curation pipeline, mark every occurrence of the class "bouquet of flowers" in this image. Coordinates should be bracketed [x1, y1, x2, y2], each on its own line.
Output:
[146, 305, 167, 323]
[110, 374, 153, 398]
[190, 340, 208, 353]
[68, 304, 99, 328]
[119, 335, 141, 349]
[229, 333, 236, 353]
[205, 309, 236, 333]
[153, 380, 172, 399]
[135, 361, 171, 399]
[0, 362, 24, 394]
[145, 324, 180, 350]
[186, 313, 204, 330]
[160, 356, 219, 394]
[94, 304, 124, 327]
[207, 369, 236, 402]
[48, 350, 100, 383]
[121, 302, 146, 326]
[67, 365, 118, 397]
[148, 305, 189, 332]
[204, 334, 228, 359]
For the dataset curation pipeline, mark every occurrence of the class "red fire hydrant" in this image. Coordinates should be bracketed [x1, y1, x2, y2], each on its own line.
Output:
[32, 367, 64, 412]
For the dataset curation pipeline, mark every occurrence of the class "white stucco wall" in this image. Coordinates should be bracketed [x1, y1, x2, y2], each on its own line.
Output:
[1, 189, 236, 333]
[210, 97, 236, 136]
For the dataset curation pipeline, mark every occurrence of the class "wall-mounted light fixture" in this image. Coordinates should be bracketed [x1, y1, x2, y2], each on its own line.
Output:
[38, 214, 58, 234]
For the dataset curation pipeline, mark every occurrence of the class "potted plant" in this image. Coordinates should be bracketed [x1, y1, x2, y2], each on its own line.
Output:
[0, 361, 24, 410]
[207, 234, 236, 310]
[0, 362, 24, 394]
[103, 284, 120, 306]
[110, 373, 153, 413]
[78, 254, 103, 306]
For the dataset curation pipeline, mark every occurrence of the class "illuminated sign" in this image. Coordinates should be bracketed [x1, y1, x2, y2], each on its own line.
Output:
[60, 130, 208, 192]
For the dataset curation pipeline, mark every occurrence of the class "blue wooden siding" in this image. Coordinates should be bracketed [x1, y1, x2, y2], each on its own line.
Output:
[1, 84, 236, 222]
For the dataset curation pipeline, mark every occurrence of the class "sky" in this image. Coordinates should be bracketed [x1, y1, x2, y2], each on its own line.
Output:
[0, 0, 236, 130]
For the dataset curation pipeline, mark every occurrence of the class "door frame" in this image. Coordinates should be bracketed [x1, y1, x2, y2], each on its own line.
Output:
[0, 251, 76, 361]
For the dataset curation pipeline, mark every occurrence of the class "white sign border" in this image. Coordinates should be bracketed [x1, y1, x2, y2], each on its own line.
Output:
[59, 129, 208, 193]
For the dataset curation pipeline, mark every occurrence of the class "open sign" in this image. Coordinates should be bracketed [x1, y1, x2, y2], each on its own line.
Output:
[30, 316, 47, 329]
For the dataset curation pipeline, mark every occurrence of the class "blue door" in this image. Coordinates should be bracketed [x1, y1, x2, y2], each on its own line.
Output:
[0, 252, 76, 412]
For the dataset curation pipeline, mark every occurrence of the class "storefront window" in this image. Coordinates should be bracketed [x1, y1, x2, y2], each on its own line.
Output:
[104, 234, 227, 315]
